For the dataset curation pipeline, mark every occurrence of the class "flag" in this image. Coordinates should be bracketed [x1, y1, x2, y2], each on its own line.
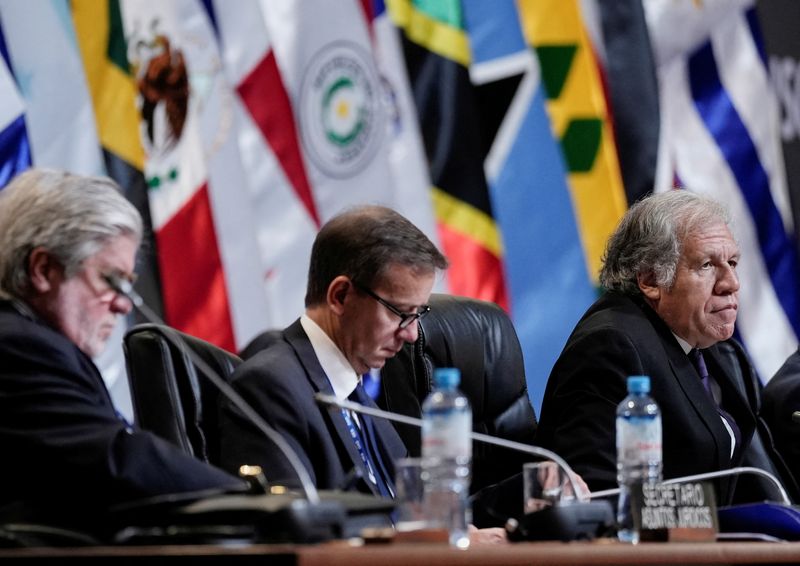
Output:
[119, 0, 270, 352]
[642, 0, 800, 381]
[364, 0, 441, 255]
[73, 0, 164, 321]
[0, 22, 29, 188]
[213, 0, 319, 330]
[595, 0, 660, 204]
[518, 0, 628, 285]
[261, 0, 429, 226]
[0, 0, 103, 175]
[460, 0, 596, 411]
[386, 0, 508, 307]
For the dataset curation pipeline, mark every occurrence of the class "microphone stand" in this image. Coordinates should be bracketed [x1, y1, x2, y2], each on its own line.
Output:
[589, 466, 792, 506]
[106, 275, 321, 505]
[315, 394, 588, 502]
[314, 395, 618, 541]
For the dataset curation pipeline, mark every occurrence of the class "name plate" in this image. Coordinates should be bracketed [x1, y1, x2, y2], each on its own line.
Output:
[635, 482, 718, 542]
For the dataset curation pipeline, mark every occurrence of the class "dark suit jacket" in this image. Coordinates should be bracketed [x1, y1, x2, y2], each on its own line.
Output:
[535, 292, 794, 505]
[218, 319, 407, 495]
[762, 348, 800, 486]
[0, 301, 242, 531]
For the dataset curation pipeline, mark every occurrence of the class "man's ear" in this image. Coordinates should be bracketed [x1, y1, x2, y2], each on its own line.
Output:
[327, 275, 352, 315]
[28, 247, 62, 294]
[637, 271, 661, 302]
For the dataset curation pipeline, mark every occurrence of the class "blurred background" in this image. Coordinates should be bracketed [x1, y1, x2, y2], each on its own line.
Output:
[0, 0, 797, 422]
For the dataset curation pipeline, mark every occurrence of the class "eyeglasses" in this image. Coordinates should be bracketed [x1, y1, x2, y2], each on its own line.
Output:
[85, 266, 137, 300]
[353, 282, 431, 329]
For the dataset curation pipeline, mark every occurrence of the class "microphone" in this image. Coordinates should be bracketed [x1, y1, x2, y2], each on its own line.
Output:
[316, 395, 794, 505]
[586, 466, 792, 506]
[104, 274, 321, 505]
[792, 411, 800, 424]
[315, 393, 587, 500]
[315, 394, 616, 541]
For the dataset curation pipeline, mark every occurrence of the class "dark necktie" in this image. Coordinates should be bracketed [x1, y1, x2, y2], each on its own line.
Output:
[347, 383, 395, 498]
[689, 348, 741, 459]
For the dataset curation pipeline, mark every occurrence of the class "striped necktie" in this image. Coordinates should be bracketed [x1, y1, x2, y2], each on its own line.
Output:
[690, 348, 741, 459]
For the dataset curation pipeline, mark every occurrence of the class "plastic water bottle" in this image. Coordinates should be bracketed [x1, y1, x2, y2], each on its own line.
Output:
[616, 375, 662, 544]
[421, 367, 472, 549]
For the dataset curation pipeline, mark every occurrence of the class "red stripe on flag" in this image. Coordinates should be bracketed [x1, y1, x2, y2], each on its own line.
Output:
[156, 184, 236, 351]
[237, 51, 320, 227]
[437, 223, 509, 311]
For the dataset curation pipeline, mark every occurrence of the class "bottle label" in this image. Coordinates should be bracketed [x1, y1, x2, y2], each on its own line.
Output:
[422, 411, 472, 460]
[617, 416, 662, 464]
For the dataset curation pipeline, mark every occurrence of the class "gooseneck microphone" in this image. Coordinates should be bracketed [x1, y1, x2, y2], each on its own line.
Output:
[104, 274, 321, 505]
[315, 393, 587, 499]
[317, 394, 795, 506]
[585, 466, 792, 506]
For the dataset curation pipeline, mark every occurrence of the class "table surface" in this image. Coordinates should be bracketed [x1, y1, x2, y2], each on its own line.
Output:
[3, 540, 800, 565]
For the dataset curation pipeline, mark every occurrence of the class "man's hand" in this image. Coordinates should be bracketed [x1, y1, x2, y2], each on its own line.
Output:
[468, 525, 508, 544]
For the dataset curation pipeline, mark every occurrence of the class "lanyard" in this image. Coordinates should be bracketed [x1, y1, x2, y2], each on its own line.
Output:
[341, 408, 380, 488]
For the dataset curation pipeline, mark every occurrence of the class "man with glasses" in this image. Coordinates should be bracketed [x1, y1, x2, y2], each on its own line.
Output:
[219, 205, 448, 496]
[0, 169, 244, 535]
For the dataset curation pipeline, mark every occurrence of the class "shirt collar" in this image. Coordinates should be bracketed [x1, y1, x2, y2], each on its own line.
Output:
[300, 314, 360, 400]
[672, 333, 693, 355]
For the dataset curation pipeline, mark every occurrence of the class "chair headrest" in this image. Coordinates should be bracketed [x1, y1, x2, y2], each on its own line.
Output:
[420, 294, 527, 416]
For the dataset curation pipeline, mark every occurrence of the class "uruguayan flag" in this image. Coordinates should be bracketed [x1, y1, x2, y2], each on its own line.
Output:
[645, 0, 799, 382]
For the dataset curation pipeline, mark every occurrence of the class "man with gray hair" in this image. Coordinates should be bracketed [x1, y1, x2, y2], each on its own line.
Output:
[0, 168, 243, 534]
[535, 189, 795, 505]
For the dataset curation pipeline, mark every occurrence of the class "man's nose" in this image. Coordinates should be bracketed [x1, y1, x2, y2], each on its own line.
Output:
[111, 293, 133, 315]
[716, 264, 740, 294]
[398, 320, 419, 343]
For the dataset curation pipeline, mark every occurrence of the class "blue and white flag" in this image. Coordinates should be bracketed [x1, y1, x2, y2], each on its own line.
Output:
[644, 0, 800, 381]
[0, 0, 103, 176]
[0, 23, 29, 188]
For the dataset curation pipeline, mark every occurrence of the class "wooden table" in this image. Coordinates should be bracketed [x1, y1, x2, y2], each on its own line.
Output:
[2, 540, 800, 565]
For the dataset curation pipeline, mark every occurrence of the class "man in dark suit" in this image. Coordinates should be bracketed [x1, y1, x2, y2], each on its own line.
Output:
[0, 169, 243, 534]
[218, 206, 448, 496]
[536, 190, 794, 505]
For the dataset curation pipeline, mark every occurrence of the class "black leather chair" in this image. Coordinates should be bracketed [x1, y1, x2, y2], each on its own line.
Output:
[130, 293, 537, 497]
[123, 323, 242, 464]
[379, 293, 538, 494]
[761, 347, 800, 498]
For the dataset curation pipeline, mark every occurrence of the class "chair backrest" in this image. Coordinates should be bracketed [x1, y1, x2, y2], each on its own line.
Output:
[123, 323, 242, 464]
[380, 293, 537, 492]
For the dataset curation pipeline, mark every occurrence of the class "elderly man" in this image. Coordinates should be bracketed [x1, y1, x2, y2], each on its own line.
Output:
[535, 190, 794, 505]
[219, 205, 448, 496]
[0, 169, 243, 533]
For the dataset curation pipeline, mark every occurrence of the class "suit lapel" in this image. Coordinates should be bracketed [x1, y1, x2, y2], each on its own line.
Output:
[640, 301, 733, 467]
[665, 344, 733, 466]
[283, 320, 382, 495]
[704, 344, 755, 458]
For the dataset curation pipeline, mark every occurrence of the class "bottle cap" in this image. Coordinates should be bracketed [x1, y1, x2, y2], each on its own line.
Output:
[627, 375, 650, 394]
[433, 367, 461, 388]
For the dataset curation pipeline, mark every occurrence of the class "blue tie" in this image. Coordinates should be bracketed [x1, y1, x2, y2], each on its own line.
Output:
[348, 383, 395, 498]
[690, 348, 741, 460]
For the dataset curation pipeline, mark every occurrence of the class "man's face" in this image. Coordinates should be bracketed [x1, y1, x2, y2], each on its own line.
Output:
[339, 263, 435, 375]
[36, 235, 138, 358]
[641, 221, 740, 349]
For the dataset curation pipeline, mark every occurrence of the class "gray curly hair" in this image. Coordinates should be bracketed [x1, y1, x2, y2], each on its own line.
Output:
[599, 190, 732, 295]
[0, 168, 143, 300]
